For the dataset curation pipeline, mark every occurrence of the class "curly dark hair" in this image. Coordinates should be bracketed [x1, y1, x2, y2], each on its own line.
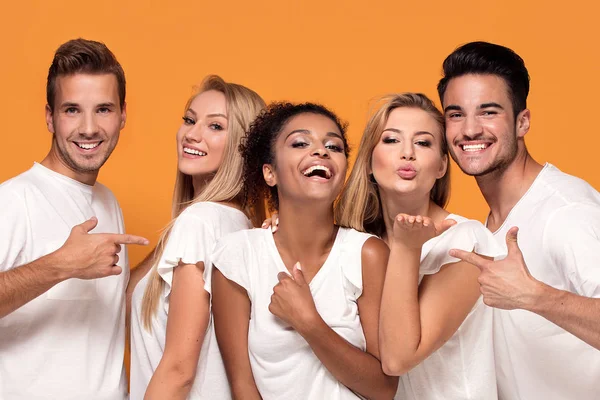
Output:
[239, 102, 349, 211]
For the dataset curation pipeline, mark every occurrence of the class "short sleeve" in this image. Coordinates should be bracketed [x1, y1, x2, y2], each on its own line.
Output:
[420, 219, 506, 276]
[543, 204, 600, 298]
[157, 211, 216, 303]
[209, 231, 252, 297]
[339, 229, 375, 298]
[0, 188, 29, 272]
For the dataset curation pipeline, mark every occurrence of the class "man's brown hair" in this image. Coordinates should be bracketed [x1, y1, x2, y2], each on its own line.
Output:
[46, 38, 126, 111]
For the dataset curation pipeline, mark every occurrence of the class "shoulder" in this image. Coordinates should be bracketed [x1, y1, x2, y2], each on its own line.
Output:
[544, 203, 600, 244]
[215, 227, 262, 248]
[361, 235, 389, 263]
[538, 164, 600, 205]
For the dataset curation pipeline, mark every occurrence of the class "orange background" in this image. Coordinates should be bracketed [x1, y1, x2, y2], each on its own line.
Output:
[1, 0, 599, 269]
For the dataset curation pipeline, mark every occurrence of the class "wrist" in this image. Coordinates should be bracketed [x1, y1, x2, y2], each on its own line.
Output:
[522, 279, 555, 313]
[296, 311, 326, 338]
[41, 251, 73, 282]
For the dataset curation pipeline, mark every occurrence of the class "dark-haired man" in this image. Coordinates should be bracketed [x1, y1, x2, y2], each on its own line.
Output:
[0, 39, 147, 399]
[438, 41, 600, 399]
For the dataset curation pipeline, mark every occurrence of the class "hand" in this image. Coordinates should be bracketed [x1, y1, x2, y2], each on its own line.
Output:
[269, 262, 320, 334]
[261, 212, 279, 233]
[52, 217, 149, 280]
[391, 214, 456, 251]
[449, 227, 543, 310]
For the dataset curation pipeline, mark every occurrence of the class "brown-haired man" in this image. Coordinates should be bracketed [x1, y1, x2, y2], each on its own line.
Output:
[0, 38, 147, 399]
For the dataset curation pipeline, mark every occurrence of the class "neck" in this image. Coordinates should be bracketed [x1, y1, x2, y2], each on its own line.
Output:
[192, 174, 212, 198]
[475, 148, 543, 230]
[274, 199, 337, 261]
[40, 144, 98, 186]
[379, 191, 446, 245]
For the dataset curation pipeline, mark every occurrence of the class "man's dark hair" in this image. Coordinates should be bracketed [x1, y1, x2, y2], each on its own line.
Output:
[46, 38, 126, 111]
[437, 41, 530, 117]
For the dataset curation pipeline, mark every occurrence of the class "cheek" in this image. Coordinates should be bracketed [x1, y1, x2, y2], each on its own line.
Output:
[370, 145, 393, 178]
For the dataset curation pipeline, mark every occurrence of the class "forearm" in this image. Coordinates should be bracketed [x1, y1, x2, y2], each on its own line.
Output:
[300, 316, 397, 400]
[526, 281, 600, 350]
[144, 359, 195, 400]
[0, 253, 67, 318]
[379, 246, 423, 375]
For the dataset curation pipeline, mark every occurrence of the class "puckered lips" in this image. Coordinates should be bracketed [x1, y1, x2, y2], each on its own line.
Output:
[301, 162, 334, 182]
[396, 163, 417, 180]
[182, 144, 207, 158]
[73, 141, 102, 153]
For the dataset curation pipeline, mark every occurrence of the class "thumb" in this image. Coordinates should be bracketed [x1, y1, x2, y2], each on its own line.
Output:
[77, 217, 98, 233]
[292, 262, 306, 285]
[506, 226, 522, 257]
[436, 218, 457, 235]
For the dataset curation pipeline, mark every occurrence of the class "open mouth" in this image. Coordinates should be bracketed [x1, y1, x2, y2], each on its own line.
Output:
[302, 165, 332, 179]
[183, 147, 207, 156]
[460, 142, 492, 152]
[74, 141, 101, 150]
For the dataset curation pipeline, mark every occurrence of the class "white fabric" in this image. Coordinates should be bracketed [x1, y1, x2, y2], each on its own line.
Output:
[396, 214, 505, 400]
[0, 163, 128, 400]
[210, 227, 374, 400]
[130, 202, 252, 399]
[490, 164, 600, 400]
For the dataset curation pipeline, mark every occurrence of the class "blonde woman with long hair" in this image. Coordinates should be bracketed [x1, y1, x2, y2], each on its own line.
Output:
[128, 75, 265, 400]
[336, 93, 504, 400]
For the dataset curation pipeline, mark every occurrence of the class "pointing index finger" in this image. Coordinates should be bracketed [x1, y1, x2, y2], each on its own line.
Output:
[449, 249, 487, 269]
[111, 234, 150, 246]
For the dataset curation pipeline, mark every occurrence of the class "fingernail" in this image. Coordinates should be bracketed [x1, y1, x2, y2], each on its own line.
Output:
[294, 262, 302, 271]
[272, 225, 277, 233]
[261, 223, 267, 228]
[275, 217, 279, 225]
[449, 250, 456, 256]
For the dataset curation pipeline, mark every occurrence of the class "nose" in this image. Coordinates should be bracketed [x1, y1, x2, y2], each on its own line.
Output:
[79, 112, 99, 137]
[311, 143, 330, 158]
[462, 114, 483, 139]
[184, 125, 203, 143]
[400, 142, 415, 161]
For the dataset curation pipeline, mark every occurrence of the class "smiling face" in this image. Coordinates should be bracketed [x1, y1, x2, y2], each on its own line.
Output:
[442, 74, 530, 177]
[263, 112, 348, 206]
[45, 73, 126, 176]
[176, 90, 229, 179]
[371, 107, 447, 200]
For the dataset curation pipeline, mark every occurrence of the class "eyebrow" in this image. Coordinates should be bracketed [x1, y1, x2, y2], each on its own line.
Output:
[285, 129, 344, 141]
[444, 102, 504, 112]
[382, 128, 434, 137]
[443, 105, 462, 113]
[207, 113, 228, 119]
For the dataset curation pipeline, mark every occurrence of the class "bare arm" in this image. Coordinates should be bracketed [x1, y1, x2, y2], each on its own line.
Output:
[0, 217, 148, 319]
[144, 261, 210, 399]
[271, 238, 398, 400]
[379, 245, 480, 375]
[126, 247, 157, 333]
[212, 269, 262, 400]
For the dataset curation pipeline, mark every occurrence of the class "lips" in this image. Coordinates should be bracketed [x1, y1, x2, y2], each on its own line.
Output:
[397, 165, 416, 179]
[73, 141, 102, 151]
[458, 141, 494, 152]
[182, 145, 207, 157]
[301, 164, 333, 180]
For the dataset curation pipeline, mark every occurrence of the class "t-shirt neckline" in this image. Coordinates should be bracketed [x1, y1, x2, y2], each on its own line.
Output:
[265, 226, 344, 287]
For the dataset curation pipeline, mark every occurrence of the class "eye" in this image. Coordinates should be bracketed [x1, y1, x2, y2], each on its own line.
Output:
[97, 107, 110, 114]
[182, 116, 195, 125]
[383, 137, 399, 144]
[209, 123, 224, 131]
[291, 141, 308, 148]
[415, 140, 431, 147]
[65, 107, 78, 114]
[481, 110, 498, 116]
[325, 143, 344, 152]
[447, 112, 463, 119]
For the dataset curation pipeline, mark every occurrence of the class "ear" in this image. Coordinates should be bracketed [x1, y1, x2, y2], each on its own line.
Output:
[263, 164, 277, 187]
[45, 104, 55, 134]
[516, 109, 530, 138]
[436, 153, 448, 179]
[120, 102, 127, 130]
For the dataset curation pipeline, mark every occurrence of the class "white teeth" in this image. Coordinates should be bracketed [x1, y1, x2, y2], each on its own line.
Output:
[462, 144, 488, 152]
[77, 142, 100, 150]
[302, 165, 332, 179]
[183, 147, 207, 156]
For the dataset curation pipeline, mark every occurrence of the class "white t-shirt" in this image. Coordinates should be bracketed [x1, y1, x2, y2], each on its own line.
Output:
[490, 164, 600, 400]
[210, 227, 374, 400]
[130, 202, 252, 399]
[0, 163, 128, 400]
[396, 214, 505, 400]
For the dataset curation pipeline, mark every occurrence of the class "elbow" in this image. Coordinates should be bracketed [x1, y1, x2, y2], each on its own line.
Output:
[381, 356, 412, 377]
[159, 358, 198, 389]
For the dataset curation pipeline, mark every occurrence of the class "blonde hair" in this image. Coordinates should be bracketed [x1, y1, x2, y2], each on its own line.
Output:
[335, 93, 450, 237]
[141, 75, 266, 330]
